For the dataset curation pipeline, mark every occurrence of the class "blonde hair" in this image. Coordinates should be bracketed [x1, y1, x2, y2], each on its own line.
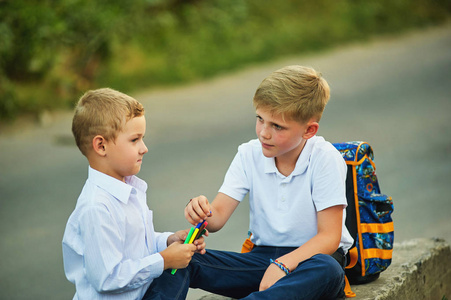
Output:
[72, 88, 144, 156]
[253, 65, 330, 123]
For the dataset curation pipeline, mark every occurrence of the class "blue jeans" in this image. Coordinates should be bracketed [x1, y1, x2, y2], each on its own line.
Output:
[143, 246, 345, 300]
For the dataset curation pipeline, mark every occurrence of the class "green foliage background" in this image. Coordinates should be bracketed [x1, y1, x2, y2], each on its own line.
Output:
[1, 0, 450, 121]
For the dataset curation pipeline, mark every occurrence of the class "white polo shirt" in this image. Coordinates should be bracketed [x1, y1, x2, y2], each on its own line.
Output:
[219, 136, 353, 251]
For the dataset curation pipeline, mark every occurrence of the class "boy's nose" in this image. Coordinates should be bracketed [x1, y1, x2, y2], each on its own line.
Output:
[259, 126, 271, 140]
[141, 142, 148, 154]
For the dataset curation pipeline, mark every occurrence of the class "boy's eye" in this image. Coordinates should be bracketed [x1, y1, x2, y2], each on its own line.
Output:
[132, 135, 145, 143]
[273, 124, 283, 130]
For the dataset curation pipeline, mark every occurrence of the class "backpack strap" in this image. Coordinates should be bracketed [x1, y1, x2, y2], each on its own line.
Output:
[343, 247, 358, 297]
[344, 275, 356, 298]
[241, 233, 255, 253]
[346, 247, 359, 269]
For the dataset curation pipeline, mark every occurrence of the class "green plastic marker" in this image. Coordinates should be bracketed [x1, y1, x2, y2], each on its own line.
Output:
[171, 227, 195, 275]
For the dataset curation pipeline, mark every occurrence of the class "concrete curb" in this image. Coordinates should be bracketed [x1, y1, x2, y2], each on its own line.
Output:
[197, 238, 451, 300]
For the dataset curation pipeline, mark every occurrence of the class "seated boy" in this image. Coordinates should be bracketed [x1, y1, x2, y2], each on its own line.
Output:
[181, 65, 354, 299]
[62, 88, 206, 299]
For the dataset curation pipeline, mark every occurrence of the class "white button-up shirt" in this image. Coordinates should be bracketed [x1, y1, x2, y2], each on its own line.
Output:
[63, 167, 172, 300]
[219, 136, 353, 251]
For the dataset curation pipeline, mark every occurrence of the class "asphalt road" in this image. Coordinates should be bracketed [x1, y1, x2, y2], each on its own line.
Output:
[0, 24, 450, 300]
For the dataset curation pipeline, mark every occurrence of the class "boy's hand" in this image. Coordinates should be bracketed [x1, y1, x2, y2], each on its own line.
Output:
[160, 241, 196, 270]
[259, 264, 286, 291]
[168, 229, 209, 254]
[184, 195, 212, 225]
[193, 234, 208, 255]
[167, 229, 190, 245]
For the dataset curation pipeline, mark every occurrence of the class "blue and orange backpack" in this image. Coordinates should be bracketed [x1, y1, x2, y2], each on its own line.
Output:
[333, 141, 394, 297]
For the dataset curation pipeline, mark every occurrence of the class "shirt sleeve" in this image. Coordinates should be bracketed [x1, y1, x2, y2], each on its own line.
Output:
[218, 148, 250, 202]
[79, 204, 164, 294]
[155, 232, 172, 252]
[311, 147, 347, 212]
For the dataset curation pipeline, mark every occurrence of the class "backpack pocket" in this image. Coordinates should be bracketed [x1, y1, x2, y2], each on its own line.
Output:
[358, 193, 394, 275]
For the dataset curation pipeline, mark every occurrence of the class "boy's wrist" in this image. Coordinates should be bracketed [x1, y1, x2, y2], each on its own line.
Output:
[166, 232, 180, 246]
[269, 259, 291, 275]
[167, 234, 174, 246]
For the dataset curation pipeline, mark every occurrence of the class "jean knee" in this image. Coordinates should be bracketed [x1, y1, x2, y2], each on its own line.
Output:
[311, 254, 344, 280]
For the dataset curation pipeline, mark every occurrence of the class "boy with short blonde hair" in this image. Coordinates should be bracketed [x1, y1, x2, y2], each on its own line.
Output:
[63, 88, 206, 300]
[71, 88, 145, 157]
[178, 66, 353, 299]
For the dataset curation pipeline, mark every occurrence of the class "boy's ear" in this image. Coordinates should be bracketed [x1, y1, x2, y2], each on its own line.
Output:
[92, 135, 107, 157]
[303, 121, 319, 139]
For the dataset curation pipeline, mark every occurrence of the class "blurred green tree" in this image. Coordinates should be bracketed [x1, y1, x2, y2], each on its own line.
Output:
[0, 0, 449, 121]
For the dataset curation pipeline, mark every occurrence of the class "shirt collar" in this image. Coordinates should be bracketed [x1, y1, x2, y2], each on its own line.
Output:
[292, 137, 316, 176]
[263, 136, 317, 177]
[264, 156, 278, 174]
[88, 167, 147, 204]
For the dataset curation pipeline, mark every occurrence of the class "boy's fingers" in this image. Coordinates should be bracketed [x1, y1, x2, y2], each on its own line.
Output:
[185, 204, 201, 225]
[183, 196, 211, 239]
[191, 199, 207, 222]
[194, 241, 206, 253]
[195, 196, 211, 219]
[191, 210, 203, 224]
[186, 243, 197, 253]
